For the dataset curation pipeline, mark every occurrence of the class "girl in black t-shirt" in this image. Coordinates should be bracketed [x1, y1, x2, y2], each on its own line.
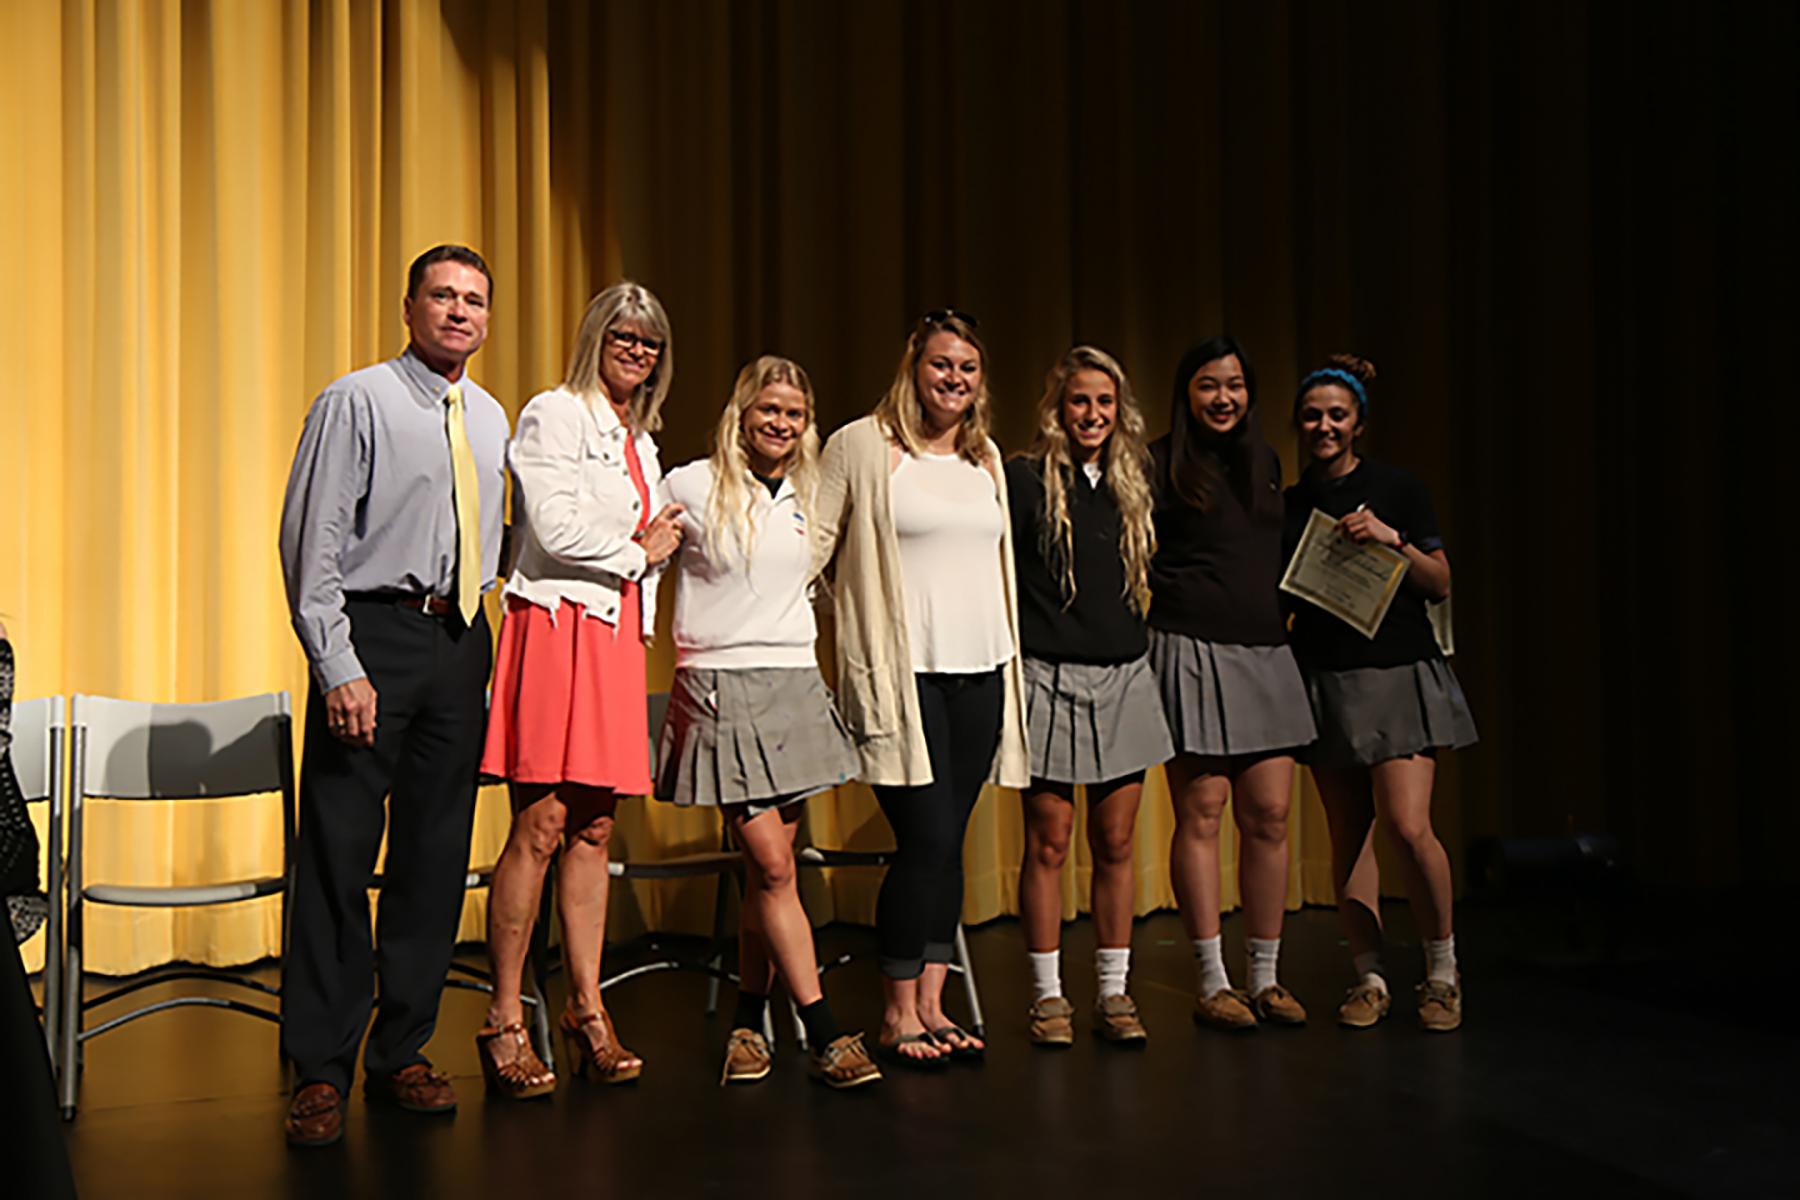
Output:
[1283, 355, 1477, 1033]
[1147, 337, 1318, 1031]
[1007, 346, 1172, 1047]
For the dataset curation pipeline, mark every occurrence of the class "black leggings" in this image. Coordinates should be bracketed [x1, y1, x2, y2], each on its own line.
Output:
[873, 670, 1003, 980]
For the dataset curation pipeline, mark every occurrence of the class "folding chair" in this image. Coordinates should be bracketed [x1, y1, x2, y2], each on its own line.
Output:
[793, 845, 987, 1048]
[598, 692, 745, 1002]
[60, 692, 294, 1118]
[12, 696, 67, 1063]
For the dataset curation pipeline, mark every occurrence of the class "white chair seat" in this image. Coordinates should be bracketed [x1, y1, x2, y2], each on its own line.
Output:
[84, 876, 285, 907]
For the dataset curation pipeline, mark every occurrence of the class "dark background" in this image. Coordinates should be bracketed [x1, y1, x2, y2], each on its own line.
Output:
[503, 0, 1798, 898]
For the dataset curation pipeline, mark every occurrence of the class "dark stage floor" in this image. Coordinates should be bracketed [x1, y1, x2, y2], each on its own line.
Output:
[43, 905, 1795, 1199]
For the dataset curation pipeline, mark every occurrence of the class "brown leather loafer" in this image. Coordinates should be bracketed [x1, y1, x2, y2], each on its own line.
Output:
[1416, 977, 1463, 1032]
[1251, 983, 1308, 1026]
[1027, 996, 1076, 1047]
[1337, 982, 1392, 1029]
[721, 1027, 772, 1085]
[364, 1062, 457, 1113]
[810, 1032, 882, 1089]
[1094, 993, 1149, 1043]
[1193, 988, 1258, 1031]
[285, 1082, 344, 1148]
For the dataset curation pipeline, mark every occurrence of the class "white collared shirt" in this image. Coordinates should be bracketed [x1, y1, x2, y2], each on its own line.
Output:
[662, 459, 818, 669]
[504, 386, 667, 636]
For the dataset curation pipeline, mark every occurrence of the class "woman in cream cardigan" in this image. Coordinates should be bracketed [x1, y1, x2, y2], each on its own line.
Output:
[813, 310, 1029, 1065]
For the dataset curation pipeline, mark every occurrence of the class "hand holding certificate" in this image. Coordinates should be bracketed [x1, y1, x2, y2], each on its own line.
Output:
[1280, 508, 1409, 639]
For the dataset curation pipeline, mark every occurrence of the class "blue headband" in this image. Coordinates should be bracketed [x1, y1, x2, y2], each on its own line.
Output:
[1297, 367, 1369, 413]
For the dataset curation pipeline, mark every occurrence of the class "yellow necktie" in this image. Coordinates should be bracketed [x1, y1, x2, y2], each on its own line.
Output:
[445, 383, 482, 625]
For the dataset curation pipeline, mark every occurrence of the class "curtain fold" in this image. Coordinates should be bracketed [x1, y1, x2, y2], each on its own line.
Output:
[4, 0, 1521, 977]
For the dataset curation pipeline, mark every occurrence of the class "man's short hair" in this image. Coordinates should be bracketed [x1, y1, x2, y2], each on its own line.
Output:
[407, 244, 493, 300]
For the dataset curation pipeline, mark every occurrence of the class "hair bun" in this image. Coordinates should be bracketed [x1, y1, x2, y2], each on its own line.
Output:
[1327, 353, 1376, 383]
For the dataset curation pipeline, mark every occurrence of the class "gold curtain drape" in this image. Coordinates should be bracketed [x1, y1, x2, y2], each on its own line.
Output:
[4, 0, 1343, 977]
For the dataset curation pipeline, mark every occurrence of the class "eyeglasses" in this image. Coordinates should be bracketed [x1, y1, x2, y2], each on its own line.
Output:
[918, 308, 979, 330]
[606, 328, 665, 356]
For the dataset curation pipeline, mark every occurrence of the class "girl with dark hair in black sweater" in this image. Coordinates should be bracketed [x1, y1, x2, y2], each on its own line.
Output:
[1147, 338, 1318, 1031]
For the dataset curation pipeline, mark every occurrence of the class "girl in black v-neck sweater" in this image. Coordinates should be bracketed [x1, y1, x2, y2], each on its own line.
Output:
[1145, 337, 1318, 1032]
[1006, 346, 1171, 1044]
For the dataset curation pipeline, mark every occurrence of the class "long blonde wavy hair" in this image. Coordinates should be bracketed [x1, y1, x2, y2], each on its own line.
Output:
[874, 312, 995, 464]
[563, 281, 674, 433]
[705, 355, 821, 566]
[1020, 345, 1156, 614]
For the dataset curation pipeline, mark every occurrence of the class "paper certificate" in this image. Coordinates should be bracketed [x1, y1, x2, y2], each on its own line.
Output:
[1279, 508, 1409, 640]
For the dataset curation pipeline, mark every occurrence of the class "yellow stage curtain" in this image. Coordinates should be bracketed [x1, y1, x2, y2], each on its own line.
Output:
[2, 0, 1341, 977]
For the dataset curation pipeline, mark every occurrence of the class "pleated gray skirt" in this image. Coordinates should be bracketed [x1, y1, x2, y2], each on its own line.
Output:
[1023, 655, 1174, 785]
[1147, 629, 1318, 758]
[1302, 658, 1479, 768]
[655, 666, 860, 808]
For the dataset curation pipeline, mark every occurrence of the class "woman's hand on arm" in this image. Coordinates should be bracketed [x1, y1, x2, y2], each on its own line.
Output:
[636, 503, 686, 566]
[1337, 509, 1452, 599]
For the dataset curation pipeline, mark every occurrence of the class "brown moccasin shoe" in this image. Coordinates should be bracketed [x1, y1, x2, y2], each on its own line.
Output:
[364, 1062, 457, 1113]
[1094, 993, 1148, 1043]
[1337, 983, 1392, 1029]
[1027, 995, 1076, 1046]
[810, 1032, 882, 1089]
[284, 1082, 344, 1148]
[721, 1028, 772, 1085]
[1251, 983, 1307, 1026]
[1416, 977, 1463, 1032]
[1193, 988, 1258, 1031]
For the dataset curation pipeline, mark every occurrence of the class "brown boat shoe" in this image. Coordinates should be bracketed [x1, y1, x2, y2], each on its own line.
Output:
[810, 1032, 882, 1089]
[1416, 977, 1463, 1032]
[1337, 982, 1392, 1029]
[284, 1082, 344, 1148]
[1193, 987, 1258, 1031]
[1027, 995, 1076, 1046]
[363, 1062, 457, 1113]
[1251, 983, 1308, 1026]
[1094, 992, 1149, 1043]
[721, 1027, 772, 1085]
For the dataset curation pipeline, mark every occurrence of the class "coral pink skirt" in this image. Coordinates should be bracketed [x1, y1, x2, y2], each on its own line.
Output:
[479, 591, 651, 794]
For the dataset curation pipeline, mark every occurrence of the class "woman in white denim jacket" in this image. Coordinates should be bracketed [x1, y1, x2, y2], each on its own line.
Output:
[476, 283, 683, 1095]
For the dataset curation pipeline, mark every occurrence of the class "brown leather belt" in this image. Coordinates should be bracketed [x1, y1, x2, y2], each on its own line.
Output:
[347, 591, 455, 617]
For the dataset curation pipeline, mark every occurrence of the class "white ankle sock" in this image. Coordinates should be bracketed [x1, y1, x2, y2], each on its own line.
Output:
[1028, 950, 1063, 1002]
[1247, 937, 1281, 993]
[1353, 951, 1389, 994]
[1095, 947, 1130, 998]
[1193, 936, 1231, 996]
[1424, 935, 1458, 986]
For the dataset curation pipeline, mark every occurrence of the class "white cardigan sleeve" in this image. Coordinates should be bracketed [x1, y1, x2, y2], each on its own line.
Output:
[509, 394, 649, 581]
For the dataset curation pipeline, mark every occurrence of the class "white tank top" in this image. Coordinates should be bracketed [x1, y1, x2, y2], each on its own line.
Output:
[889, 451, 1013, 673]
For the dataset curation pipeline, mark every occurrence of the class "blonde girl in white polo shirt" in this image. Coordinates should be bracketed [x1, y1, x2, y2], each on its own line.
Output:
[656, 356, 880, 1090]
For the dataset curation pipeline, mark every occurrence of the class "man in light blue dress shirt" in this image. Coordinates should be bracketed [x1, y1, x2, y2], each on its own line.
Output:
[277, 245, 509, 1147]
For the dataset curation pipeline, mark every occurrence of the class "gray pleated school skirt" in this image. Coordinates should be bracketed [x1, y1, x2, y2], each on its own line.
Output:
[1023, 655, 1174, 785]
[655, 666, 861, 808]
[1147, 629, 1318, 758]
[1302, 658, 1479, 768]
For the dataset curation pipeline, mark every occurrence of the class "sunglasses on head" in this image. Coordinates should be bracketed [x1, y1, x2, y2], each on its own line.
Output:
[918, 308, 979, 331]
[606, 328, 665, 355]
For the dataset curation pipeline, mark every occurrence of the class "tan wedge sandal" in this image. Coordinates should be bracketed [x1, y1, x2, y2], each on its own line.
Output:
[561, 1007, 643, 1084]
[475, 1022, 556, 1100]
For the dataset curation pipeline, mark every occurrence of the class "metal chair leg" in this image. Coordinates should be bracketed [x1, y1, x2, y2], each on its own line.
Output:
[954, 924, 985, 1038]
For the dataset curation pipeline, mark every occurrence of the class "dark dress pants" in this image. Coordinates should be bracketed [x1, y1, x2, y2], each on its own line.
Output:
[280, 600, 490, 1094]
[1, 936, 77, 1198]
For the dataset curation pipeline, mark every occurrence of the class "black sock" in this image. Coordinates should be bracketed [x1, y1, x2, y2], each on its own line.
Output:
[798, 998, 840, 1048]
[732, 990, 769, 1033]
